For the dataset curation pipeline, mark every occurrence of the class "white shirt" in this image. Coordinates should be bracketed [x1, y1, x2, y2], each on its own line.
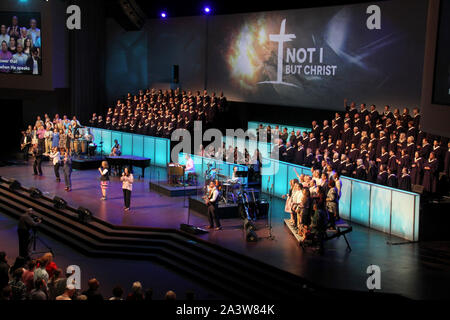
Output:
[50, 151, 60, 165]
[121, 173, 134, 191]
[185, 158, 195, 172]
[208, 188, 219, 203]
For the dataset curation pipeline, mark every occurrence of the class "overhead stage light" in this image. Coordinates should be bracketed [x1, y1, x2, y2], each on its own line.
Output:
[204, 7, 211, 14]
[161, 12, 167, 18]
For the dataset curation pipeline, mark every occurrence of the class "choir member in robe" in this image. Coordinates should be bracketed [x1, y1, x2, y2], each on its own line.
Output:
[387, 168, 398, 188]
[422, 152, 438, 193]
[398, 167, 412, 191]
[376, 165, 388, 186]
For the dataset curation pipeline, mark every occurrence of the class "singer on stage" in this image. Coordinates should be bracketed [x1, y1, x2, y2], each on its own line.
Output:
[205, 181, 222, 230]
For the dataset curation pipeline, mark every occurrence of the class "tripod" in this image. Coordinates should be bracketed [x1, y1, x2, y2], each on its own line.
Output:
[29, 228, 54, 258]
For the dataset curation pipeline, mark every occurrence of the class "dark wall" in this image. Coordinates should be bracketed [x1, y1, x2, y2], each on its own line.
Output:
[0, 99, 23, 155]
[69, 0, 106, 123]
[421, 0, 450, 138]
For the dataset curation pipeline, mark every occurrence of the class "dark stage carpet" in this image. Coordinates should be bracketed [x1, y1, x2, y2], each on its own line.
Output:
[1, 161, 450, 300]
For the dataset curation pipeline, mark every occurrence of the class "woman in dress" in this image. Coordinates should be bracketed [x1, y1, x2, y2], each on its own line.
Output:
[58, 129, 66, 151]
[121, 167, 134, 211]
[52, 128, 60, 149]
[326, 180, 339, 230]
[98, 161, 110, 200]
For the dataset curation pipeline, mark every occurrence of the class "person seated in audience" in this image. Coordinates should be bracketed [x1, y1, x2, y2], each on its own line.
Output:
[126, 281, 144, 301]
[81, 278, 103, 301]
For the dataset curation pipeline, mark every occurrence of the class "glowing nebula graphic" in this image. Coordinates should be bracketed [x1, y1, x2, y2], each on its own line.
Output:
[226, 16, 276, 91]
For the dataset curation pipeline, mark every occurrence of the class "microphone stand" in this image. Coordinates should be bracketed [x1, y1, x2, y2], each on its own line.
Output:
[263, 176, 275, 240]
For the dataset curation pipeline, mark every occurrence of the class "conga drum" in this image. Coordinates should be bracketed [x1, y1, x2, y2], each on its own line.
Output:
[81, 139, 88, 154]
[73, 139, 81, 153]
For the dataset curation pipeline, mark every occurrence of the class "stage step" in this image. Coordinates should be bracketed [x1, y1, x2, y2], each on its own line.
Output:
[0, 183, 313, 300]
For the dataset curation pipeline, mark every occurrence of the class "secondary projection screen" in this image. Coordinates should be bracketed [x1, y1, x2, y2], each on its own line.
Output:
[0, 11, 42, 75]
[206, 0, 427, 110]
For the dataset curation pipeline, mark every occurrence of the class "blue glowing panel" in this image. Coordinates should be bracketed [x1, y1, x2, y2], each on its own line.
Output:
[122, 133, 132, 156]
[273, 162, 288, 198]
[369, 187, 392, 234]
[132, 134, 144, 157]
[350, 181, 370, 226]
[261, 158, 275, 194]
[155, 138, 168, 166]
[101, 130, 112, 155]
[143, 136, 155, 161]
[287, 165, 300, 192]
[258, 141, 270, 159]
[414, 196, 420, 241]
[111, 131, 122, 151]
[338, 178, 352, 220]
[391, 192, 415, 241]
[218, 160, 230, 178]
[90, 127, 101, 145]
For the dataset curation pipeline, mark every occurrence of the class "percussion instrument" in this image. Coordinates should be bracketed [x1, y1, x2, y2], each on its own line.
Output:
[73, 139, 81, 154]
[80, 139, 88, 153]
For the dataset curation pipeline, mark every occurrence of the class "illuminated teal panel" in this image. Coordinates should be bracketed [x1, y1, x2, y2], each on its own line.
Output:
[350, 181, 370, 226]
[132, 134, 144, 157]
[273, 162, 288, 198]
[414, 196, 420, 241]
[391, 192, 415, 241]
[101, 130, 112, 155]
[111, 131, 122, 152]
[90, 127, 101, 145]
[155, 138, 168, 166]
[121, 133, 132, 155]
[143, 136, 155, 161]
[339, 178, 352, 220]
[369, 187, 391, 234]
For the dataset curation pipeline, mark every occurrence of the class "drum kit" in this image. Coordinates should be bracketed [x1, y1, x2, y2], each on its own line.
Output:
[204, 163, 245, 205]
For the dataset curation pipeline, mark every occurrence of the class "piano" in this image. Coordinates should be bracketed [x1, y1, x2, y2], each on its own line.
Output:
[106, 155, 151, 178]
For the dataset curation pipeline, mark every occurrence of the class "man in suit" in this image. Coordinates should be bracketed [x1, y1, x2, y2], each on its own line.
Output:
[63, 151, 72, 191]
[205, 181, 221, 230]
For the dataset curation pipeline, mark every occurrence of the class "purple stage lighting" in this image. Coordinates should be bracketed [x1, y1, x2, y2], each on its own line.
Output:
[204, 7, 211, 14]
[161, 12, 167, 18]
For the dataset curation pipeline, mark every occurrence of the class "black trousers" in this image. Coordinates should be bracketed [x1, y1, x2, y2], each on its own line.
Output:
[33, 158, 42, 175]
[123, 189, 131, 208]
[23, 146, 30, 161]
[54, 163, 60, 179]
[207, 202, 221, 228]
[18, 229, 30, 258]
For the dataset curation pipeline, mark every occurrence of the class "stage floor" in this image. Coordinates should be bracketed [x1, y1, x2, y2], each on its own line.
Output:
[1, 161, 450, 300]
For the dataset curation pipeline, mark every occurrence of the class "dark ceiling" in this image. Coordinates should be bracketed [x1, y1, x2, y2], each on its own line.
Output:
[135, 0, 389, 19]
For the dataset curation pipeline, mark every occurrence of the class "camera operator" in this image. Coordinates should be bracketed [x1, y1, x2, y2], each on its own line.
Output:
[18, 208, 41, 259]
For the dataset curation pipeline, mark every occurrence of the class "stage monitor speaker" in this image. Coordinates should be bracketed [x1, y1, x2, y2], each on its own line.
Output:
[246, 228, 258, 242]
[113, 0, 146, 31]
[77, 207, 92, 223]
[412, 184, 424, 194]
[172, 65, 179, 84]
[53, 196, 67, 210]
[29, 187, 43, 199]
[244, 218, 256, 231]
[6, 178, 21, 190]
